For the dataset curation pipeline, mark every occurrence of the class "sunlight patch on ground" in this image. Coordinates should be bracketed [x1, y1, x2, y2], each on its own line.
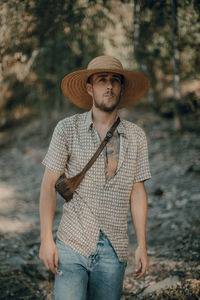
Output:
[0, 182, 37, 233]
[0, 183, 17, 210]
[0, 216, 35, 233]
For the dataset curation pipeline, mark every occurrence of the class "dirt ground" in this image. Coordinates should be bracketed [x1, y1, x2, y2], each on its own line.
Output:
[0, 106, 199, 299]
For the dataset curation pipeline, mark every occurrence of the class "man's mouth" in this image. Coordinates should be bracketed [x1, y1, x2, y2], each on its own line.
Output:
[104, 93, 114, 98]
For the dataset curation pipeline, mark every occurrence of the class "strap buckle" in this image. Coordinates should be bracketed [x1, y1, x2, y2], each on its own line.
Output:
[105, 131, 113, 141]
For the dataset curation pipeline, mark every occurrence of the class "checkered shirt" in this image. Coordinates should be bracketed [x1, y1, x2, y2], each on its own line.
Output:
[42, 110, 151, 261]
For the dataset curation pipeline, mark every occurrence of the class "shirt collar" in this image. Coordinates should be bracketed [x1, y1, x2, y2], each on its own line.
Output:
[85, 110, 93, 131]
[85, 110, 127, 137]
[117, 120, 126, 137]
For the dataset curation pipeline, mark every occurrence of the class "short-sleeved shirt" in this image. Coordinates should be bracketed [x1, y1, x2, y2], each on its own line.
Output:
[42, 110, 151, 261]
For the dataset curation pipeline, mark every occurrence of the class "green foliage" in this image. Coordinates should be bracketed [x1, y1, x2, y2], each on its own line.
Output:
[125, 0, 200, 103]
[0, 0, 199, 129]
[0, 0, 112, 127]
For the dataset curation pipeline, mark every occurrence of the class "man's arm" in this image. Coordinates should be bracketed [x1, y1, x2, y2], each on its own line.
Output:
[39, 167, 61, 274]
[129, 181, 148, 279]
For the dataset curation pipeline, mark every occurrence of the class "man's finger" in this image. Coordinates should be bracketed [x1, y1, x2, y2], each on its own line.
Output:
[48, 261, 57, 275]
[46, 256, 57, 274]
[54, 249, 59, 268]
[133, 260, 141, 274]
[134, 263, 147, 279]
[43, 259, 50, 271]
[135, 270, 146, 279]
[134, 258, 141, 273]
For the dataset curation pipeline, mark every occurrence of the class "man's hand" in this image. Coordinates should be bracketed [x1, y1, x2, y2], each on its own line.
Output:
[133, 246, 148, 279]
[39, 238, 58, 275]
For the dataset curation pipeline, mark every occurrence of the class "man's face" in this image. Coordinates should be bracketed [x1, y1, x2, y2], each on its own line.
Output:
[86, 72, 123, 112]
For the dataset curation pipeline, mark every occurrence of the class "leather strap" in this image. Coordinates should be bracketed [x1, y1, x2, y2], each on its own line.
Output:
[81, 116, 120, 176]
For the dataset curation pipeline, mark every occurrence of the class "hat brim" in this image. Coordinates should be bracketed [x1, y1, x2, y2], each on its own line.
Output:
[61, 69, 150, 110]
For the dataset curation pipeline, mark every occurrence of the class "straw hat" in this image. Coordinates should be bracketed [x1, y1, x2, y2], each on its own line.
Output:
[61, 56, 150, 109]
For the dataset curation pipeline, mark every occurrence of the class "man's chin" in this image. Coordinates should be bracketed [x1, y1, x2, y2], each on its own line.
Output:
[102, 105, 118, 112]
[94, 97, 120, 112]
[96, 102, 119, 112]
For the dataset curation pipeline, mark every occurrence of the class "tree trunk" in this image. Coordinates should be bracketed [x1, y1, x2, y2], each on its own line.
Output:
[133, 0, 154, 102]
[172, 0, 182, 131]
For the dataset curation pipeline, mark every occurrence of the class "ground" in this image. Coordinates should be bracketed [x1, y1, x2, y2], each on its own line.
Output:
[0, 106, 199, 299]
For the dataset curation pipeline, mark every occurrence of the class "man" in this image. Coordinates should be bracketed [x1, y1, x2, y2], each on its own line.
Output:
[39, 56, 151, 300]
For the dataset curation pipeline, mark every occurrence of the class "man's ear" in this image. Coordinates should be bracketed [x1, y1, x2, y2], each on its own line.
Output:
[86, 83, 93, 97]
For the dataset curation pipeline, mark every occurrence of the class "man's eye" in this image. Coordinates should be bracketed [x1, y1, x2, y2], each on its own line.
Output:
[113, 78, 120, 83]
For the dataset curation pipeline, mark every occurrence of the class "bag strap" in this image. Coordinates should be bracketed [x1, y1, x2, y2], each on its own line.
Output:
[80, 116, 120, 176]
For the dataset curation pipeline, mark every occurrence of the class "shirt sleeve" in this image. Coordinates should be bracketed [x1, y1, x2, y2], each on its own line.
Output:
[134, 130, 151, 183]
[42, 121, 69, 173]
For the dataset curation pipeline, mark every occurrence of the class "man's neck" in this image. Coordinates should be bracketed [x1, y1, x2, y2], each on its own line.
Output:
[91, 107, 118, 140]
[91, 107, 118, 129]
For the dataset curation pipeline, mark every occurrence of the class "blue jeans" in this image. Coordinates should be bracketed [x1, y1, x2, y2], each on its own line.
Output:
[54, 231, 126, 300]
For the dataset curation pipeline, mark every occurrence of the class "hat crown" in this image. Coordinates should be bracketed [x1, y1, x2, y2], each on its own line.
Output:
[87, 56, 123, 71]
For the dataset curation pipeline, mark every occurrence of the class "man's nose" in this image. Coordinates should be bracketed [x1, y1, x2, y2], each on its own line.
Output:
[106, 80, 113, 89]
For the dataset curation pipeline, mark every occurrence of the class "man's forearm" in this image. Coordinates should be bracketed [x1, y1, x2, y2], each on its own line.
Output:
[39, 176, 57, 242]
[39, 168, 61, 274]
[130, 182, 148, 248]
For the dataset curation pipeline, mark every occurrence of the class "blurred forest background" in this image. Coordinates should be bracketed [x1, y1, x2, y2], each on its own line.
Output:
[0, 0, 200, 133]
[0, 0, 200, 299]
